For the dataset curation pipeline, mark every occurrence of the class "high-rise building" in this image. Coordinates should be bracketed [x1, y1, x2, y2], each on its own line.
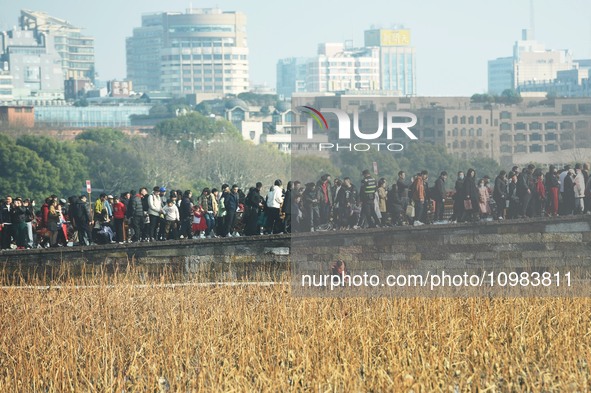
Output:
[0, 29, 64, 100]
[306, 43, 380, 93]
[364, 28, 416, 96]
[126, 8, 249, 97]
[277, 27, 416, 96]
[488, 29, 573, 95]
[19, 10, 95, 82]
[276, 57, 308, 99]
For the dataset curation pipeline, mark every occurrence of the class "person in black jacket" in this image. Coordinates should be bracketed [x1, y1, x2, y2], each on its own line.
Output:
[1, 196, 13, 249]
[507, 172, 520, 219]
[450, 171, 464, 223]
[244, 183, 264, 236]
[563, 169, 576, 216]
[303, 182, 320, 231]
[179, 190, 194, 239]
[517, 164, 535, 218]
[224, 185, 240, 237]
[432, 171, 448, 222]
[72, 195, 92, 246]
[128, 188, 147, 242]
[283, 181, 293, 234]
[387, 183, 404, 226]
[462, 169, 479, 222]
[493, 170, 508, 220]
[11, 198, 29, 249]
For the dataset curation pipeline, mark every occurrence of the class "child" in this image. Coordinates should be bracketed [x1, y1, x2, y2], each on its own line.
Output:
[162, 199, 179, 240]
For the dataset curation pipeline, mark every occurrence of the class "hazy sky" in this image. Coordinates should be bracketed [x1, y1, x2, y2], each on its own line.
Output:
[2, 0, 590, 95]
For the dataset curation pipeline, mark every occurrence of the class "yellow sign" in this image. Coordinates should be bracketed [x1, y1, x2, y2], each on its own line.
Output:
[379, 29, 411, 46]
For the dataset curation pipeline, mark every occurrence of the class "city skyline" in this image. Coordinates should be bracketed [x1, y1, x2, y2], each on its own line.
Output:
[1, 0, 590, 96]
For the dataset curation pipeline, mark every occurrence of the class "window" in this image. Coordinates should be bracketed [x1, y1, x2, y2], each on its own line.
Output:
[546, 144, 558, 152]
[423, 129, 435, 138]
[500, 122, 511, 131]
[500, 134, 511, 142]
[576, 120, 588, 130]
[546, 133, 556, 141]
[452, 128, 458, 136]
[469, 140, 475, 148]
[500, 111, 511, 119]
[500, 144, 512, 153]
[453, 141, 459, 148]
[477, 141, 483, 149]
[460, 141, 466, 148]
[545, 121, 557, 130]
[515, 122, 527, 131]
[514, 134, 526, 142]
[530, 122, 542, 130]
[477, 128, 482, 137]
[469, 116, 474, 124]
[460, 116, 466, 124]
[476, 116, 482, 124]
[468, 128, 474, 137]
[530, 133, 542, 141]
[530, 145, 542, 153]
[515, 145, 527, 153]
[560, 121, 573, 130]
[452, 116, 458, 124]
[460, 128, 466, 137]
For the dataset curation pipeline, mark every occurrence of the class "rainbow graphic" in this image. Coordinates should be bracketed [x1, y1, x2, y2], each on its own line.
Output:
[297, 106, 328, 129]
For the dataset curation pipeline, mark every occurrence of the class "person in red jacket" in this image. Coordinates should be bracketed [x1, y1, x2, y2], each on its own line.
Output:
[112, 196, 127, 243]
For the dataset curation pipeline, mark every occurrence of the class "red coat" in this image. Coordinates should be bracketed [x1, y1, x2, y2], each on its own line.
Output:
[112, 202, 127, 219]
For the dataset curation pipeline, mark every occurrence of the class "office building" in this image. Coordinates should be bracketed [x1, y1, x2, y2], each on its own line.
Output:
[20, 10, 95, 82]
[488, 29, 573, 94]
[364, 28, 416, 96]
[276, 57, 308, 99]
[0, 28, 64, 100]
[127, 8, 249, 97]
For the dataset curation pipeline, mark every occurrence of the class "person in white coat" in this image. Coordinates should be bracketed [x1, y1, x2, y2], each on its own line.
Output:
[574, 164, 586, 214]
[266, 179, 285, 234]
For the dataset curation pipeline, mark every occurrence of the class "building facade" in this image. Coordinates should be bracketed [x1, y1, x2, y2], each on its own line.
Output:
[488, 29, 573, 95]
[305, 43, 380, 93]
[20, 9, 95, 82]
[0, 105, 34, 128]
[0, 29, 64, 100]
[276, 57, 308, 99]
[127, 8, 249, 96]
[364, 28, 416, 96]
[35, 105, 151, 127]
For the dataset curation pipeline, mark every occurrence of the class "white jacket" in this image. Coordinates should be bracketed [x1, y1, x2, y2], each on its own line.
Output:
[267, 185, 284, 208]
[148, 193, 163, 216]
[574, 171, 586, 198]
[163, 204, 179, 221]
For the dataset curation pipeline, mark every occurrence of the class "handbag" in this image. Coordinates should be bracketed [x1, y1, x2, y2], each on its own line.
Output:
[405, 202, 415, 218]
[464, 199, 473, 211]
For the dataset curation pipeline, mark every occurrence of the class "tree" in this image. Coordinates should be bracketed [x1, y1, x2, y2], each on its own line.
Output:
[498, 89, 523, 105]
[193, 137, 290, 189]
[16, 135, 89, 197]
[292, 155, 341, 183]
[155, 112, 240, 143]
[75, 128, 127, 144]
[0, 134, 59, 201]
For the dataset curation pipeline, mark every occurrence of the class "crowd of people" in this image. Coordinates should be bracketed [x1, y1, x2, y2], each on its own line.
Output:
[1, 162, 591, 250]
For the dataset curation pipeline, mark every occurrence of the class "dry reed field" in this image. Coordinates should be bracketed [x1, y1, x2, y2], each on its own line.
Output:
[1, 270, 591, 392]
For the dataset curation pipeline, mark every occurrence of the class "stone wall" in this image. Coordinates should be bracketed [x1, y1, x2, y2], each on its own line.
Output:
[2, 215, 590, 289]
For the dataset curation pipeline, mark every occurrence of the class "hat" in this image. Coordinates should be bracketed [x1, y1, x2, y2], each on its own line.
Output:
[59, 198, 67, 205]
[160, 187, 167, 192]
[107, 195, 113, 199]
